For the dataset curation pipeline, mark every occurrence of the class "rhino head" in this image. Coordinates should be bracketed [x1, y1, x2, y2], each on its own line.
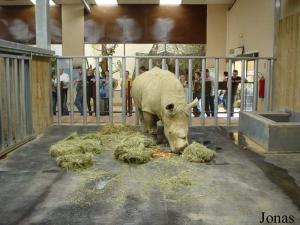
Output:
[162, 98, 198, 154]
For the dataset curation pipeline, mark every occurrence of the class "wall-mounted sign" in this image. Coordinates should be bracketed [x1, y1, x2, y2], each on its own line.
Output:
[85, 5, 207, 44]
[0, 6, 62, 44]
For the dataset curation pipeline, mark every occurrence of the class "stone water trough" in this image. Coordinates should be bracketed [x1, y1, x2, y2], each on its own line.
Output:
[239, 111, 300, 152]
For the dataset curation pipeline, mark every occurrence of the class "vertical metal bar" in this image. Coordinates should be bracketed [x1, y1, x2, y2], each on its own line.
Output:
[135, 58, 140, 126]
[269, 59, 274, 111]
[214, 58, 219, 125]
[175, 58, 179, 79]
[121, 57, 126, 125]
[148, 58, 153, 70]
[201, 59, 206, 126]
[5, 58, 12, 145]
[82, 58, 87, 124]
[108, 57, 113, 124]
[95, 57, 100, 124]
[253, 60, 259, 111]
[227, 59, 232, 126]
[0, 58, 3, 148]
[240, 60, 246, 112]
[265, 60, 271, 111]
[188, 59, 192, 126]
[20, 59, 26, 137]
[27, 58, 33, 134]
[13, 58, 20, 141]
[162, 58, 166, 70]
[56, 59, 62, 124]
[69, 58, 74, 124]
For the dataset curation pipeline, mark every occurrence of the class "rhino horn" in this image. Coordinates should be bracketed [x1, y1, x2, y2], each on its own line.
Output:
[187, 98, 198, 108]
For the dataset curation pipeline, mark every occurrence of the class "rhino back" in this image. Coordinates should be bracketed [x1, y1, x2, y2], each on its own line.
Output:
[132, 67, 186, 118]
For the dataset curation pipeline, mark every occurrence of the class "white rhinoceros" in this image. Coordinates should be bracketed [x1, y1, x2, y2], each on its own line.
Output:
[131, 67, 198, 153]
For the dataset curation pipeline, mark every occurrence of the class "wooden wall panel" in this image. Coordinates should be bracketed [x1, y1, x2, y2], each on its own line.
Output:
[274, 12, 300, 112]
[31, 57, 52, 134]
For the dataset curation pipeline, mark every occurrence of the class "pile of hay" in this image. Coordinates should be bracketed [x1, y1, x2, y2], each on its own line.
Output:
[182, 142, 215, 162]
[114, 135, 155, 164]
[49, 132, 103, 170]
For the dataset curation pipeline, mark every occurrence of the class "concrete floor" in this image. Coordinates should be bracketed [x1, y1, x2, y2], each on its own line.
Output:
[0, 126, 299, 225]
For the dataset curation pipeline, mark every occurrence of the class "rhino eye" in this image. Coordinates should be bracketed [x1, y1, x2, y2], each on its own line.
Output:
[166, 104, 174, 111]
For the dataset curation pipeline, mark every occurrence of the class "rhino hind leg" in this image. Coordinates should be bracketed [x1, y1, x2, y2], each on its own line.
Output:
[142, 111, 158, 135]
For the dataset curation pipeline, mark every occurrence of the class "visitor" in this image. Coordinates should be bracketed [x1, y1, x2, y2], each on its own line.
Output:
[193, 71, 201, 117]
[56, 68, 70, 116]
[204, 69, 214, 117]
[224, 70, 241, 116]
[74, 66, 83, 115]
[51, 72, 57, 115]
[121, 70, 133, 116]
[86, 69, 96, 116]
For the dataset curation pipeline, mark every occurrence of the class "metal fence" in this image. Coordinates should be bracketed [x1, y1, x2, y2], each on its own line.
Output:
[54, 55, 274, 127]
[0, 54, 34, 155]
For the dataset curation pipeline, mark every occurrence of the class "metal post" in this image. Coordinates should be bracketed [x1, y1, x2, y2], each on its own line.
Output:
[253, 60, 259, 111]
[201, 59, 206, 126]
[135, 58, 140, 126]
[265, 60, 271, 111]
[227, 59, 232, 126]
[20, 59, 26, 138]
[69, 58, 74, 124]
[269, 59, 274, 110]
[27, 59, 33, 134]
[82, 58, 87, 124]
[175, 58, 179, 79]
[271, 0, 281, 111]
[35, 0, 50, 49]
[95, 57, 100, 124]
[5, 58, 12, 145]
[121, 57, 126, 125]
[57, 59, 62, 124]
[214, 58, 219, 125]
[162, 58, 166, 70]
[108, 57, 113, 124]
[148, 58, 153, 70]
[188, 59, 193, 125]
[240, 60, 246, 112]
[13, 58, 20, 141]
[0, 59, 3, 148]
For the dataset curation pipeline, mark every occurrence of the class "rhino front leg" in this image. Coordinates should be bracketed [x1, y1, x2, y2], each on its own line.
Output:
[142, 111, 158, 134]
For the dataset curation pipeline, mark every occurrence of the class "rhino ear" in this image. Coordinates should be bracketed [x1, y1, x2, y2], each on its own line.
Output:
[187, 98, 198, 108]
[166, 103, 175, 112]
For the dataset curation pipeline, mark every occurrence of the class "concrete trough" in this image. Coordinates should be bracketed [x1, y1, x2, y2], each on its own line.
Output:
[239, 111, 300, 152]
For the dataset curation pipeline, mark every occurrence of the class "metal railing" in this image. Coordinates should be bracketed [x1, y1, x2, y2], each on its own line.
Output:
[54, 55, 275, 126]
[0, 54, 34, 154]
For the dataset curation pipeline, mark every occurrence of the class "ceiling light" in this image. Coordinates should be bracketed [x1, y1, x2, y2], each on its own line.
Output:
[30, 0, 56, 6]
[160, 0, 182, 5]
[49, 0, 56, 6]
[95, 0, 118, 5]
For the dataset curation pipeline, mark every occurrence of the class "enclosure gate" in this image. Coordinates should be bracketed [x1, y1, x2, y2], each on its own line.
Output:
[54, 56, 274, 127]
[0, 54, 34, 156]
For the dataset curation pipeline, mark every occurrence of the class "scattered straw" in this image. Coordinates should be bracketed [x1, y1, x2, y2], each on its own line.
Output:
[182, 142, 215, 162]
[49, 133, 103, 171]
[114, 135, 153, 164]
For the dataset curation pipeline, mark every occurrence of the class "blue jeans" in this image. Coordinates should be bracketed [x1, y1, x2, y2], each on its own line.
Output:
[74, 91, 83, 115]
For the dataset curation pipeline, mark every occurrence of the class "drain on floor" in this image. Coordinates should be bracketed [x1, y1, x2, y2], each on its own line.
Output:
[95, 175, 113, 190]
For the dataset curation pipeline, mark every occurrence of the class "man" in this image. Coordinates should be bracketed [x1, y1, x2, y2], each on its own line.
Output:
[74, 66, 83, 115]
[121, 70, 133, 116]
[204, 69, 214, 117]
[56, 68, 70, 116]
[225, 69, 241, 116]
